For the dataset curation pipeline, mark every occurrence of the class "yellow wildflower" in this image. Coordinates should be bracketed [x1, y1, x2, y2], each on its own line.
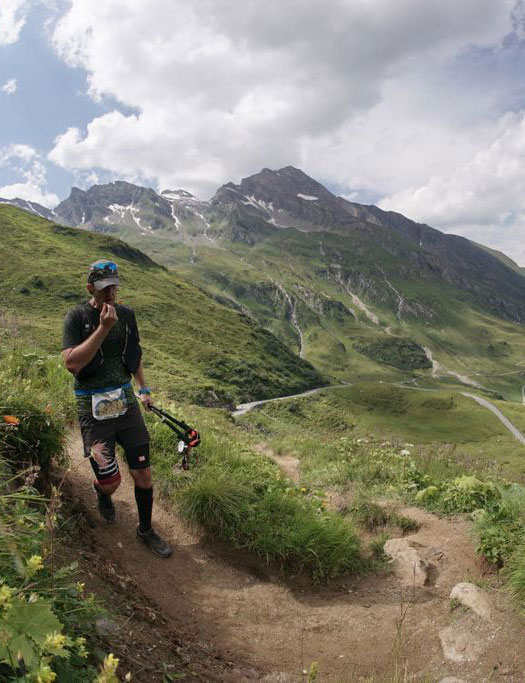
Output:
[43, 632, 69, 657]
[75, 636, 88, 659]
[2, 415, 19, 425]
[26, 554, 44, 577]
[34, 663, 57, 683]
[0, 585, 12, 607]
[95, 653, 120, 683]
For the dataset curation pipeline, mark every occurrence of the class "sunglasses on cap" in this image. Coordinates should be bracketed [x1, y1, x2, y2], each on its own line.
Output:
[90, 260, 118, 273]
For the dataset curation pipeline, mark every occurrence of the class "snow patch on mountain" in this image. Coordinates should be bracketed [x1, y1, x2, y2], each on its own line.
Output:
[297, 193, 318, 201]
[104, 203, 132, 222]
[268, 216, 290, 229]
[130, 206, 152, 232]
[241, 194, 274, 214]
[161, 189, 195, 200]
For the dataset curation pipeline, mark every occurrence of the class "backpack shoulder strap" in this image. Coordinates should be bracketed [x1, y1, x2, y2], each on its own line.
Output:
[78, 303, 97, 340]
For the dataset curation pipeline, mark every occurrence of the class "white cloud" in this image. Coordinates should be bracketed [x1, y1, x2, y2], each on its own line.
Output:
[379, 112, 525, 263]
[1, 78, 17, 95]
[0, 144, 59, 207]
[0, 0, 32, 46]
[48, 0, 517, 199]
[1, 144, 37, 163]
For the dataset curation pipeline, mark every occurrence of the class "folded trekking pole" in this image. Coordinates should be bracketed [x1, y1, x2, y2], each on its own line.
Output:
[148, 403, 200, 470]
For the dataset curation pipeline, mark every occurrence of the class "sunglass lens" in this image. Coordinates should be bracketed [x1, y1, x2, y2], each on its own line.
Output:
[92, 261, 117, 272]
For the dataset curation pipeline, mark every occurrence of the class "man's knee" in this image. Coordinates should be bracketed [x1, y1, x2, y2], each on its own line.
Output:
[96, 474, 121, 495]
[130, 466, 152, 488]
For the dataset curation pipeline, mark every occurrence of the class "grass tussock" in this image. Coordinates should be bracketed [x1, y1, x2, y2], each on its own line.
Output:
[151, 420, 361, 580]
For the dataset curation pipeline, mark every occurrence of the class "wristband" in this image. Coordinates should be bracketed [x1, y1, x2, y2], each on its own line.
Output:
[138, 387, 151, 395]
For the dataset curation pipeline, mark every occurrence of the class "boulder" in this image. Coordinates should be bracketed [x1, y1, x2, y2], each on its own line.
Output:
[383, 538, 432, 586]
[450, 582, 492, 620]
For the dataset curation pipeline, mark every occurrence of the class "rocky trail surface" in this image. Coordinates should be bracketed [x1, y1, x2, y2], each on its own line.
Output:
[65, 431, 525, 682]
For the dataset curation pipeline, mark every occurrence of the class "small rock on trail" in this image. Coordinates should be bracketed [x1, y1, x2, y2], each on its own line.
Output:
[383, 537, 434, 587]
[439, 616, 489, 663]
[450, 582, 492, 620]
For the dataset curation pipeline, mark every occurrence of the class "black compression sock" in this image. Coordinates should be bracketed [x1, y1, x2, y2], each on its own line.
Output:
[134, 485, 153, 533]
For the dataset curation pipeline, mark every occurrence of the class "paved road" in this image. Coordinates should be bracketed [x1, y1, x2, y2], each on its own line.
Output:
[234, 382, 525, 447]
[233, 384, 350, 417]
[461, 392, 525, 445]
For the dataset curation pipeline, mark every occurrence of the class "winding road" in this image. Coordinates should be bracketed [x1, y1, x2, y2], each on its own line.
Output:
[461, 392, 525, 445]
[232, 384, 350, 416]
[234, 383, 525, 446]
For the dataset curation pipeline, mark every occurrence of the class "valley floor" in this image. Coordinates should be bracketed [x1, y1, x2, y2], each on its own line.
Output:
[65, 431, 525, 682]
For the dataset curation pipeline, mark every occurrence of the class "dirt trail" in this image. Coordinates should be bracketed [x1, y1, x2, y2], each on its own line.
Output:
[254, 442, 301, 484]
[66, 431, 525, 681]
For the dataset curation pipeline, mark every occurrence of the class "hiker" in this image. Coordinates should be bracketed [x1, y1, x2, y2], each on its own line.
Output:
[61, 259, 172, 558]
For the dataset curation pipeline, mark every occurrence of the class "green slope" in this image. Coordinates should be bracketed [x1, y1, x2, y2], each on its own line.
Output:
[0, 205, 324, 404]
[111, 222, 525, 401]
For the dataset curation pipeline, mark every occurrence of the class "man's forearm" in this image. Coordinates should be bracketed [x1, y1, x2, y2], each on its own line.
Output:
[134, 360, 147, 389]
[63, 325, 110, 375]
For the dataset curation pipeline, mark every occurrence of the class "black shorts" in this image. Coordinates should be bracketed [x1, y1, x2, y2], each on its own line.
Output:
[79, 400, 150, 485]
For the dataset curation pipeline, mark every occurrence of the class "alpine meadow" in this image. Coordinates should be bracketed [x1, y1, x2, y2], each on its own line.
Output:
[4, 158, 525, 679]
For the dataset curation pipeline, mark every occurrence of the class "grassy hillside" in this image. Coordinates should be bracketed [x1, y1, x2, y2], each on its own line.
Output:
[0, 205, 324, 404]
[110, 222, 525, 401]
[236, 382, 525, 484]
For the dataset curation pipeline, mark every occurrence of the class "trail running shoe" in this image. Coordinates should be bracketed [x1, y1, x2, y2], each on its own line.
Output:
[93, 483, 116, 523]
[136, 526, 173, 558]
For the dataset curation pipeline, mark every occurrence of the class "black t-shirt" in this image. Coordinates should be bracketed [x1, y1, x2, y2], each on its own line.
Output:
[62, 302, 140, 416]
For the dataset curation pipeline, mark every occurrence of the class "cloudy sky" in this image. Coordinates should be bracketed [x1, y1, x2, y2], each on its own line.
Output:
[2, 1, 525, 261]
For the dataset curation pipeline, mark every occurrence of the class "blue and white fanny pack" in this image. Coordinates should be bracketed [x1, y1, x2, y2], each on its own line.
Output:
[75, 382, 131, 421]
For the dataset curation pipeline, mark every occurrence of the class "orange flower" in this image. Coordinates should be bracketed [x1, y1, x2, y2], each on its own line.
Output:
[2, 415, 19, 425]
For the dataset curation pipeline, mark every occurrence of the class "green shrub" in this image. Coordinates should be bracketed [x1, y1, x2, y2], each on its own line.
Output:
[334, 439, 429, 492]
[439, 475, 500, 513]
[0, 350, 75, 471]
[473, 511, 515, 566]
[390, 513, 420, 534]
[415, 485, 440, 504]
[421, 396, 455, 411]
[352, 500, 389, 530]
[0, 474, 101, 680]
[369, 532, 390, 563]
[348, 384, 409, 415]
[505, 543, 525, 606]
[353, 338, 431, 371]
[0, 401, 64, 471]
[472, 485, 525, 566]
